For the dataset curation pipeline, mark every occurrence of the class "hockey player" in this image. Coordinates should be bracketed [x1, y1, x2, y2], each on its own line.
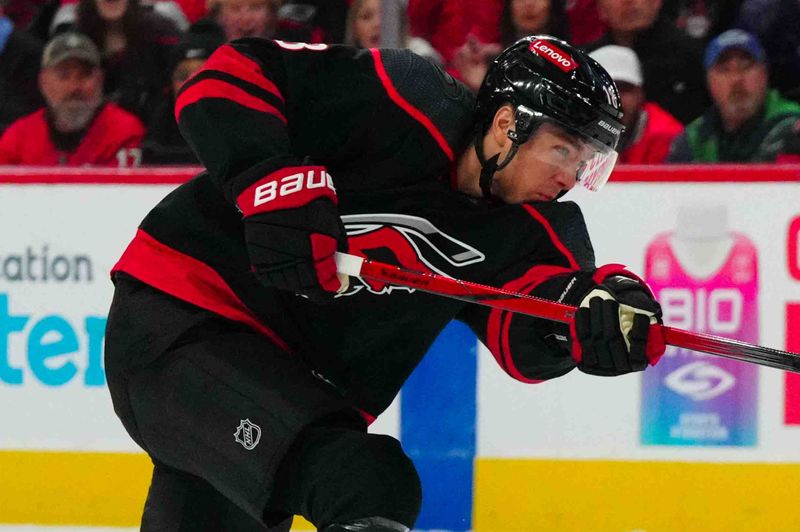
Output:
[105, 35, 666, 531]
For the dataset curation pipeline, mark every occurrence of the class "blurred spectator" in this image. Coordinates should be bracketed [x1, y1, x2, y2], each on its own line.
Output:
[26, 0, 61, 41]
[463, 0, 501, 44]
[661, 0, 741, 40]
[452, 0, 571, 93]
[204, 0, 316, 42]
[51, 0, 190, 34]
[565, 0, 606, 45]
[667, 30, 800, 162]
[736, 0, 800, 102]
[346, 0, 379, 46]
[279, 0, 349, 43]
[0, 0, 45, 133]
[590, 45, 683, 163]
[173, 0, 208, 24]
[3, 0, 48, 27]
[216, 0, 279, 40]
[776, 119, 800, 163]
[585, 0, 709, 124]
[0, 32, 144, 166]
[462, 0, 603, 46]
[152, 0, 192, 31]
[407, 0, 466, 64]
[451, 34, 501, 93]
[500, 0, 571, 46]
[142, 23, 224, 164]
[346, 0, 443, 64]
[53, 0, 182, 123]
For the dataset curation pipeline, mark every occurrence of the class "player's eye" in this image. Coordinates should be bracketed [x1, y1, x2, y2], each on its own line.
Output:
[554, 145, 571, 159]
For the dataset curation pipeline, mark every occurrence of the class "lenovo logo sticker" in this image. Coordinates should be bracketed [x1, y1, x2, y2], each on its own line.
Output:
[529, 40, 577, 72]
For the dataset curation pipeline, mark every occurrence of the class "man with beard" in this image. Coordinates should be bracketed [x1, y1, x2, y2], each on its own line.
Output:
[667, 29, 800, 162]
[0, 31, 144, 166]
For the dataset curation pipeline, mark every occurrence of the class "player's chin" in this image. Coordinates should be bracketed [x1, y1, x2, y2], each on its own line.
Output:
[518, 191, 556, 203]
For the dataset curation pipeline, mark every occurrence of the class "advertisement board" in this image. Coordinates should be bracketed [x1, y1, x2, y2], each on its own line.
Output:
[2, 166, 800, 531]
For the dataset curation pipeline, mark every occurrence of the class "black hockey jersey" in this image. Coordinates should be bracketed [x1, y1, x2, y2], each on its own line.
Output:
[113, 39, 596, 418]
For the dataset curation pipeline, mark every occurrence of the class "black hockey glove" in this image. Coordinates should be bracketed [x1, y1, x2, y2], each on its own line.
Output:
[546, 265, 665, 376]
[235, 164, 348, 303]
[569, 267, 665, 376]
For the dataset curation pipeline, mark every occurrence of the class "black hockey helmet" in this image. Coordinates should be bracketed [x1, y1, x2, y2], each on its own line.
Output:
[474, 35, 624, 193]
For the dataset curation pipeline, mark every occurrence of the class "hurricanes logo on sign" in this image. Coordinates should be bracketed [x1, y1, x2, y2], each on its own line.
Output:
[234, 419, 261, 450]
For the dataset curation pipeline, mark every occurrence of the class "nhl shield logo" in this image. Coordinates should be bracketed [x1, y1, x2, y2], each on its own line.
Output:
[234, 419, 261, 450]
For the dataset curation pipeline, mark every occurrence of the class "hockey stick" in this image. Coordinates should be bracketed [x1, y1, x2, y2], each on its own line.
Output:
[335, 252, 800, 374]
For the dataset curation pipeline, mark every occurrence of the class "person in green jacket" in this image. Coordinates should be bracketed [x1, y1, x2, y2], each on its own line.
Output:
[667, 29, 800, 162]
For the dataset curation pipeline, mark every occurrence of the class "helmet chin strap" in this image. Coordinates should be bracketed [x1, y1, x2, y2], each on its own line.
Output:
[475, 108, 543, 201]
[474, 131, 521, 201]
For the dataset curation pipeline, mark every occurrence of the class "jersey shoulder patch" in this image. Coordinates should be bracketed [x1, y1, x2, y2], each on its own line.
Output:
[376, 49, 475, 158]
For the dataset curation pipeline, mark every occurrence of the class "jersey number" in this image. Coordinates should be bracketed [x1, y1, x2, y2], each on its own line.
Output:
[274, 40, 328, 52]
[116, 148, 142, 168]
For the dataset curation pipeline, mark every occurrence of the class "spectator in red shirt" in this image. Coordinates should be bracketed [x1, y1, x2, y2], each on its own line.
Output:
[453, 0, 571, 93]
[0, 31, 144, 166]
[590, 44, 683, 163]
[565, 0, 606, 45]
[407, 0, 466, 64]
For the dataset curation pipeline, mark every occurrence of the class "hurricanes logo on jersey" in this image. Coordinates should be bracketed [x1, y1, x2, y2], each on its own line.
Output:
[338, 213, 485, 296]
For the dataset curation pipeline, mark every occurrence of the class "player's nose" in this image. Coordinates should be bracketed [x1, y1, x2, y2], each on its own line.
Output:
[553, 169, 577, 190]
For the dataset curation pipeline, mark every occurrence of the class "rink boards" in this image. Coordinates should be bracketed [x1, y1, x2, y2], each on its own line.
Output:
[1, 166, 800, 531]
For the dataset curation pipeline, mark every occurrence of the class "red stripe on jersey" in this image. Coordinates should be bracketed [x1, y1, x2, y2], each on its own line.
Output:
[370, 49, 455, 161]
[203, 44, 285, 102]
[175, 78, 287, 125]
[236, 166, 337, 216]
[522, 204, 580, 269]
[487, 264, 574, 383]
[112, 229, 293, 354]
[359, 409, 377, 425]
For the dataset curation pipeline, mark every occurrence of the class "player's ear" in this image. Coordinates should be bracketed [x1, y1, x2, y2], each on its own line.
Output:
[490, 104, 515, 148]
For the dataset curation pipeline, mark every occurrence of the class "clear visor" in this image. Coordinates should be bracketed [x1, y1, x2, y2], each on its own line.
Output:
[528, 122, 619, 193]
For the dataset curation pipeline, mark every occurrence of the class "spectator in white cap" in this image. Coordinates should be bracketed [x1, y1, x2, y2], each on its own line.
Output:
[667, 29, 800, 162]
[590, 44, 683, 163]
